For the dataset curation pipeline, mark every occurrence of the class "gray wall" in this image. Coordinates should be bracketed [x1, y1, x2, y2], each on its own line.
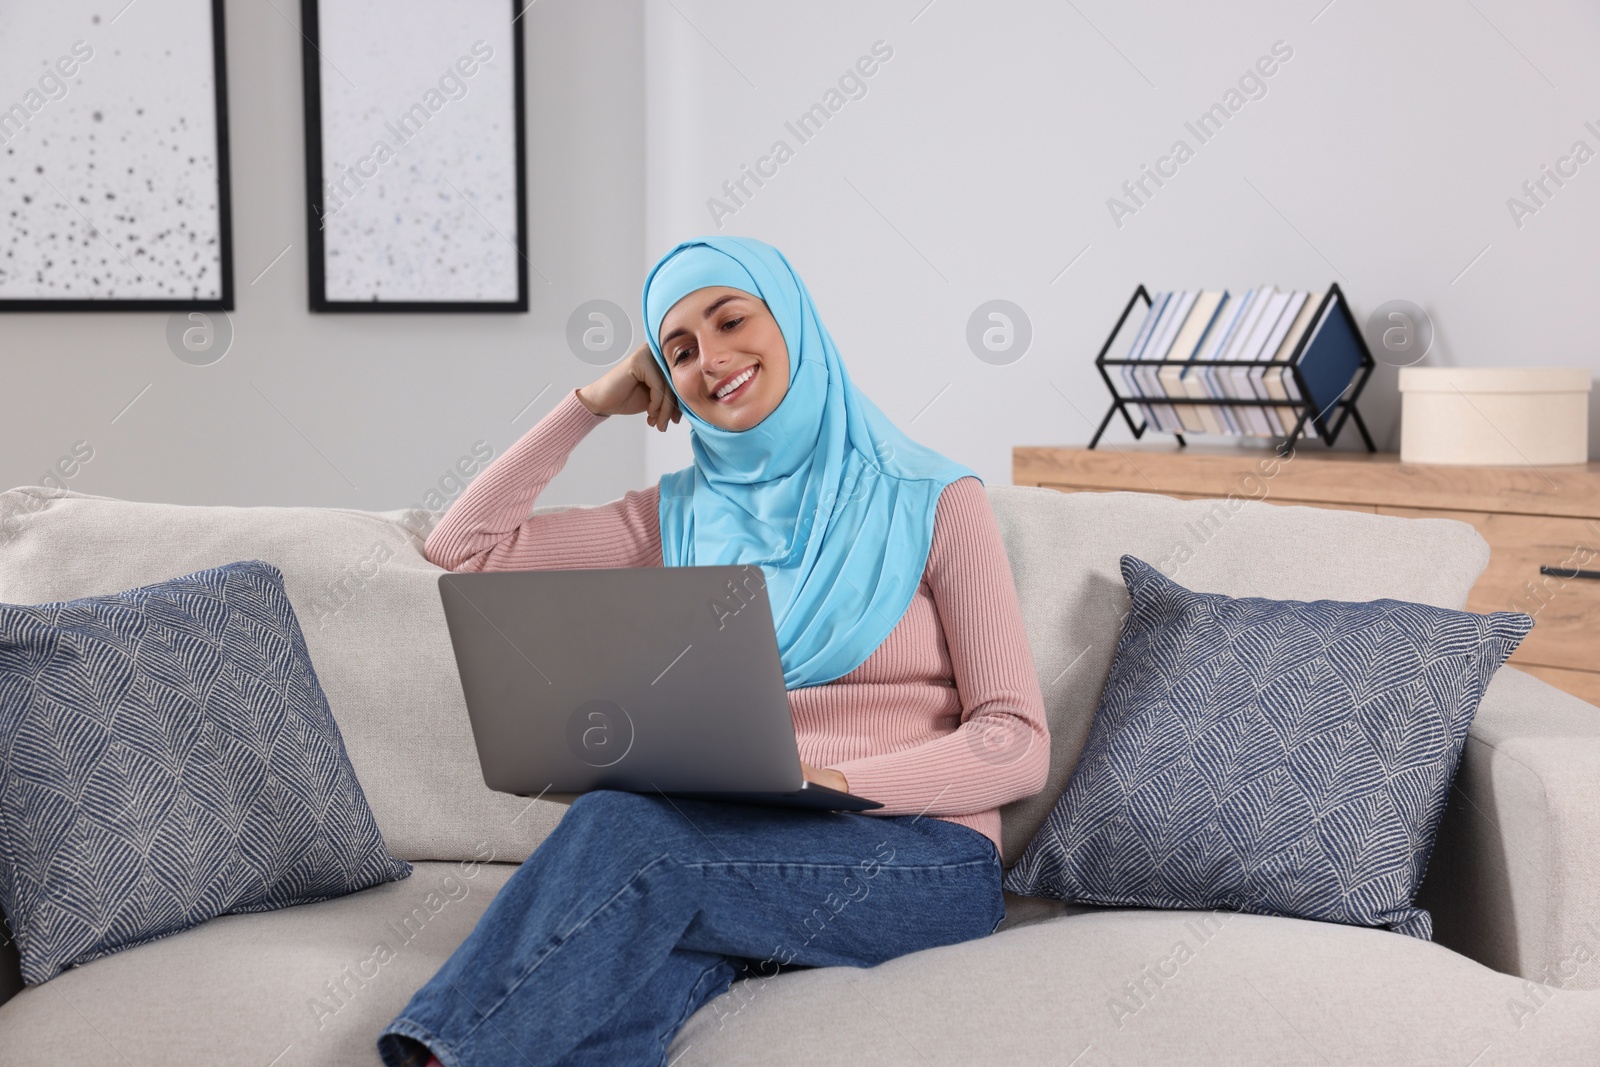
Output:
[644, 0, 1600, 485]
[5, 0, 1599, 513]
[1, 0, 647, 510]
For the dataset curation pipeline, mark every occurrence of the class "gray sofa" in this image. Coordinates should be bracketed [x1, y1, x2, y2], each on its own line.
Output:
[1, 482, 1597, 1066]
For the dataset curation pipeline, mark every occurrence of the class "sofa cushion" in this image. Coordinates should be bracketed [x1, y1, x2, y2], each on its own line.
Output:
[0, 487, 569, 867]
[5, 862, 1596, 1067]
[0, 859, 512, 1066]
[671, 906, 1600, 1066]
[0, 486, 1491, 872]
[1001, 554, 1533, 939]
[0, 560, 412, 984]
[985, 486, 1491, 867]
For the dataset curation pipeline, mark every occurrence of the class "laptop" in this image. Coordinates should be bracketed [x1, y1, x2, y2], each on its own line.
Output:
[437, 564, 882, 812]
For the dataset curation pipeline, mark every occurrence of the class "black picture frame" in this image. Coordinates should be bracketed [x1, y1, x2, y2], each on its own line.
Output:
[0, 0, 234, 312]
[299, 0, 529, 313]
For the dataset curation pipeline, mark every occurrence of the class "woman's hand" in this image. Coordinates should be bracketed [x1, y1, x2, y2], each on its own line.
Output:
[576, 342, 682, 432]
[800, 761, 849, 793]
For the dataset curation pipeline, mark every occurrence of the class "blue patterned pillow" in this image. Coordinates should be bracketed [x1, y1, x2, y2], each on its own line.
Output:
[0, 560, 411, 984]
[1003, 555, 1532, 939]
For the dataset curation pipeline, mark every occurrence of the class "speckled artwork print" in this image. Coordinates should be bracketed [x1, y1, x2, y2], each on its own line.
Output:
[0, 3, 224, 301]
[315, 0, 519, 303]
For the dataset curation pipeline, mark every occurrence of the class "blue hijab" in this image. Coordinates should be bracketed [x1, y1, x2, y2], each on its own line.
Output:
[642, 235, 980, 689]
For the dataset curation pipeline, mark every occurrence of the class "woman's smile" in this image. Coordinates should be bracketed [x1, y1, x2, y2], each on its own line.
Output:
[711, 364, 758, 402]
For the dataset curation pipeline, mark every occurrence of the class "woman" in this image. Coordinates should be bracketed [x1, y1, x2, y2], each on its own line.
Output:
[377, 235, 1050, 1067]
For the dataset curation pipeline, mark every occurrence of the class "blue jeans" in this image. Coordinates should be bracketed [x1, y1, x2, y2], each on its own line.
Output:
[376, 789, 1005, 1067]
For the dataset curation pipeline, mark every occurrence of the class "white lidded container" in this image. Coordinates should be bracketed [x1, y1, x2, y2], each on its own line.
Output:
[1398, 366, 1591, 465]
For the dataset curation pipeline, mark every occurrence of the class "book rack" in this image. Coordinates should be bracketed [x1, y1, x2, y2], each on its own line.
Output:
[1087, 281, 1376, 452]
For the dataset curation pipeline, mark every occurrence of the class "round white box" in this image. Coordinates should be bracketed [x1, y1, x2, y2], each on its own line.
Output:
[1398, 366, 1591, 465]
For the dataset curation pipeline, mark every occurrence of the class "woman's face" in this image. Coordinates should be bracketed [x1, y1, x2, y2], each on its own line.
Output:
[658, 285, 789, 431]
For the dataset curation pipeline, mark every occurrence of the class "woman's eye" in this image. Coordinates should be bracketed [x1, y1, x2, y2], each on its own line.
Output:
[721, 317, 743, 331]
[673, 347, 694, 366]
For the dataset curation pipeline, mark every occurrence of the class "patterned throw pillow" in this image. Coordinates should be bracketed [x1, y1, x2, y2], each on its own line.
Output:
[1003, 555, 1533, 939]
[0, 560, 411, 984]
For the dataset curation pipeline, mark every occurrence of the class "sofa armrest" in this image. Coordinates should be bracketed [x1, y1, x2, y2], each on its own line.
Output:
[1417, 666, 1600, 990]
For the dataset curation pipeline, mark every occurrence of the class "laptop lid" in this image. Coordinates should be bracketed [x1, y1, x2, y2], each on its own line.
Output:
[438, 564, 815, 799]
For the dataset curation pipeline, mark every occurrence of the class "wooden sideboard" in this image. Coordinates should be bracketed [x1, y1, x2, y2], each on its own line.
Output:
[1014, 444, 1600, 705]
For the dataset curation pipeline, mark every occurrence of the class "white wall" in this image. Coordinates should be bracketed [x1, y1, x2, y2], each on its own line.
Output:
[5, 0, 1598, 515]
[644, 0, 1600, 486]
[1, 0, 647, 510]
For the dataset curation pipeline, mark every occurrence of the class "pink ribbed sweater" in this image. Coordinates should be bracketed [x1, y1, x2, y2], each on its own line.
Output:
[423, 388, 1051, 861]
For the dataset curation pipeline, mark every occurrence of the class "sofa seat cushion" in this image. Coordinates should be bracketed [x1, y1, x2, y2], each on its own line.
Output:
[0, 860, 511, 1066]
[10, 858, 1594, 1067]
[673, 907, 1600, 1066]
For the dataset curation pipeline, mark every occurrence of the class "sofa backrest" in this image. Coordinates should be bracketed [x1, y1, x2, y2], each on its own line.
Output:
[0, 484, 1490, 867]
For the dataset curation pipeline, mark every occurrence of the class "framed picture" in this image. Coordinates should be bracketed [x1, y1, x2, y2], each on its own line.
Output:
[300, 0, 528, 312]
[0, 0, 234, 311]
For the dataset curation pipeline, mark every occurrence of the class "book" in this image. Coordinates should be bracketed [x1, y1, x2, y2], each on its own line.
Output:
[1261, 291, 1321, 437]
[1249, 290, 1308, 435]
[1190, 289, 1251, 434]
[1121, 292, 1169, 431]
[1231, 289, 1292, 435]
[1161, 290, 1227, 433]
[1140, 290, 1196, 432]
[1292, 290, 1366, 440]
[1215, 286, 1273, 434]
